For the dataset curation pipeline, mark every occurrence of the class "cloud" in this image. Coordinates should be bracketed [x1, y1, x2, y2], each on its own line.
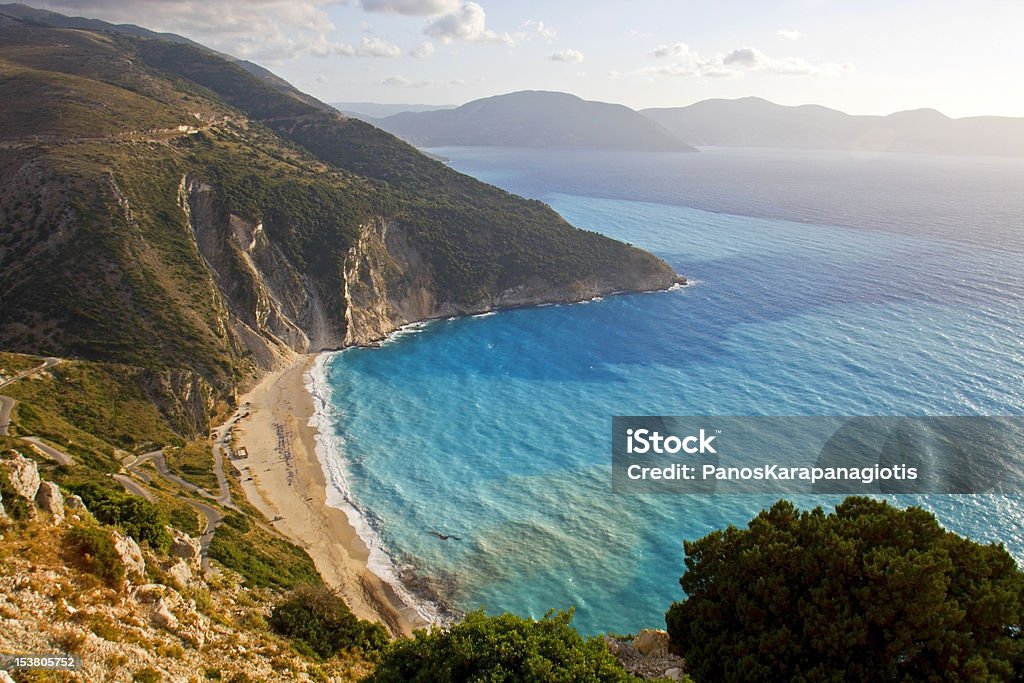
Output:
[410, 41, 435, 58]
[519, 19, 556, 41]
[548, 48, 584, 63]
[380, 75, 432, 87]
[357, 36, 402, 57]
[651, 42, 693, 58]
[32, 0, 344, 63]
[777, 28, 803, 41]
[360, 0, 459, 15]
[643, 43, 853, 78]
[424, 2, 514, 45]
[722, 46, 853, 76]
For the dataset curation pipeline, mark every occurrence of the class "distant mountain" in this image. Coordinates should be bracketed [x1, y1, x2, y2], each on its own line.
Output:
[373, 91, 697, 152]
[642, 97, 1024, 157]
[332, 102, 455, 119]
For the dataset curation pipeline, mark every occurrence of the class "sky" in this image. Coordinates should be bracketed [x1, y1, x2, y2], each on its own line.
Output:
[26, 0, 1024, 117]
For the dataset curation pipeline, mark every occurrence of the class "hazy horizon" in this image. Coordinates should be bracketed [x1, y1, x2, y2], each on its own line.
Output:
[335, 92, 1023, 120]
[17, 0, 1024, 119]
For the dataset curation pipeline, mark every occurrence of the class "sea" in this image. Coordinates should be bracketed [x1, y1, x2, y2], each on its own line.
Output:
[308, 146, 1024, 635]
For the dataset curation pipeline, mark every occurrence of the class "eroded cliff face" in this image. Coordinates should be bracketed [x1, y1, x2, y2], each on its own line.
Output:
[179, 175, 345, 369]
[342, 219, 683, 346]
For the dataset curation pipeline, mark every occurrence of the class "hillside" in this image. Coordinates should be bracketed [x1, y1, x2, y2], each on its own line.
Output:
[642, 97, 1024, 157]
[0, 15, 682, 431]
[373, 91, 697, 152]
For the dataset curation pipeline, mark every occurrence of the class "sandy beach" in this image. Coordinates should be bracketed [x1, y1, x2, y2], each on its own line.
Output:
[232, 355, 425, 637]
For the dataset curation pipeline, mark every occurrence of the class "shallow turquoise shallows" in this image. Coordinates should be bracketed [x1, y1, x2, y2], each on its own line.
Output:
[310, 146, 1024, 635]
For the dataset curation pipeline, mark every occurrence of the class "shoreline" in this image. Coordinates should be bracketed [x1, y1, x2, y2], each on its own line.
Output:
[232, 355, 427, 637]
[226, 283, 689, 637]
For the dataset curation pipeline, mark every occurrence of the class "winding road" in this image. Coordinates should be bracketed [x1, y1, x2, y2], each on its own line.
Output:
[0, 357, 61, 437]
[2, 356, 243, 574]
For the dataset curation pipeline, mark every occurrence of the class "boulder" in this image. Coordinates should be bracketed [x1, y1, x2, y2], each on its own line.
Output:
[168, 559, 193, 587]
[65, 494, 86, 510]
[0, 490, 6, 521]
[665, 668, 683, 681]
[1, 450, 40, 504]
[35, 481, 65, 524]
[169, 529, 201, 562]
[153, 597, 179, 630]
[634, 629, 670, 657]
[112, 531, 146, 580]
[1, 669, 16, 683]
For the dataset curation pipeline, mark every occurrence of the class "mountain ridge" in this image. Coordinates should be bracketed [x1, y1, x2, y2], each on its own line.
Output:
[642, 96, 1024, 156]
[372, 90, 698, 152]
[0, 12, 682, 434]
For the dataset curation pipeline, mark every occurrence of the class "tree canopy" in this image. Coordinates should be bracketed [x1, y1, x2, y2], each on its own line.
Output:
[366, 610, 639, 683]
[666, 497, 1024, 682]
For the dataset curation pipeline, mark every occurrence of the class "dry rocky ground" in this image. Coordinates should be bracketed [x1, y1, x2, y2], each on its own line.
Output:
[0, 449, 373, 683]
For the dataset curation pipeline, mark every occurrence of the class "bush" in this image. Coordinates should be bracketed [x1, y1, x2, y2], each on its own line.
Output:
[66, 482, 171, 551]
[366, 610, 640, 683]
[269, 585, 387, 659]
[666, 497, 1024, 682]
[208, 519, 321, 590]
[66, 524, 125, 587]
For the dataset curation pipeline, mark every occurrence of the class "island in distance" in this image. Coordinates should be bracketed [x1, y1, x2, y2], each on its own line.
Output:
[364, 91, 1024, 158]
[365, 90, 698, 152]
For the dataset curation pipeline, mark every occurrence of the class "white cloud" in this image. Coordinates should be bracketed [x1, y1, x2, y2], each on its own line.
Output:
[723, 46, 853, 76]
[424, 2, 514, 45]
[549, 48, 584, 63]
[33, 0, 343, 63]
[334, 36, 402, 57]
[643, 43, 853, 78]
[777, 28, 803, 41]
[360, 0, 459, 15]
[651, 42, 693, 58]
[410, 41, 435, 58]
[358, 36, 402, 57]
[380, 75, 432, 87]
[520, 19, 556, 41]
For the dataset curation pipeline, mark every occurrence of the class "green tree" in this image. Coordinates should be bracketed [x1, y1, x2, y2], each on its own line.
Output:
[269, 585, 387, 659]
[666, 497, 1024, 682]
[365, 610, 639, 683]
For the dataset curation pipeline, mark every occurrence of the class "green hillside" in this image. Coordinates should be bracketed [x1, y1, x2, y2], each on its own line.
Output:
[0, 22, 680, 421]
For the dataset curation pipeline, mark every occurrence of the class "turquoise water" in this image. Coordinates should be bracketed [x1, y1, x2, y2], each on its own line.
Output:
[310, 147, 1024, 634]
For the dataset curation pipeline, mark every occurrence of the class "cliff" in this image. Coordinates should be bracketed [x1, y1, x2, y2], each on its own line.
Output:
[343, 218, 680, 346]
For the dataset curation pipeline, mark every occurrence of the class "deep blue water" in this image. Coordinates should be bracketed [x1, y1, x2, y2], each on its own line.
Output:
[310, 147, 1024, 634]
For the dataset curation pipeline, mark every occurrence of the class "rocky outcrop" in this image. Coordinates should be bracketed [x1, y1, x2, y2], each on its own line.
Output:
[153, 597, 179, 630]
[606, 633, 687, 681]
[170, 529, 201, 563]
[342, 218, 684, 346]
[113, 531, 146, 580]
[180, 175, 345, 369]
[139, 368, 217, 439]
[34, 481, 64, 524]
[0, 450, 40, 504]
[634, 629, 670, 657]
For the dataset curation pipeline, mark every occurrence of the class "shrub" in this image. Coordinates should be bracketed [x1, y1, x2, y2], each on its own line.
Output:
[269, 585, 388, 659]
[366, 610, 640, 683]
[65, 524, 125, 587]
[66, 482, 171, 551]
[666, 497, 1024, 682]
